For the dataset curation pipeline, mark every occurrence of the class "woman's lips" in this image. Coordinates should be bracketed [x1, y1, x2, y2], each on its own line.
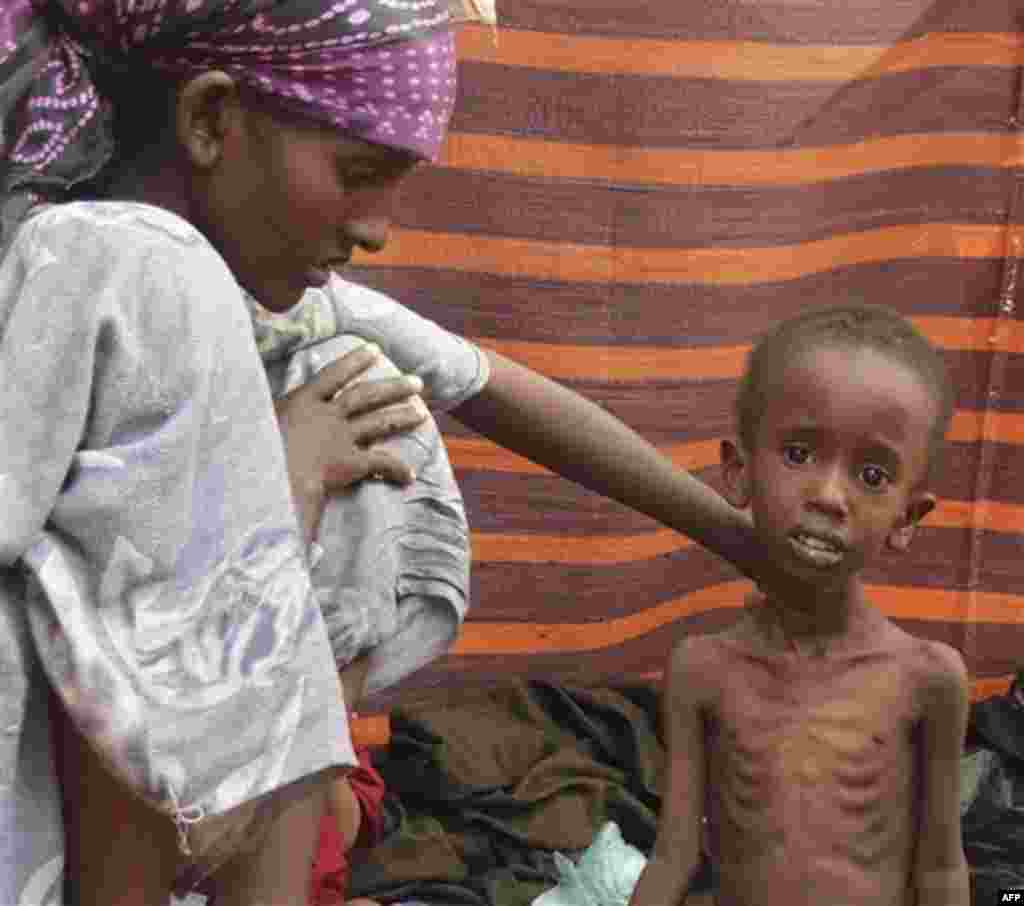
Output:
[304, 266, 332, 287]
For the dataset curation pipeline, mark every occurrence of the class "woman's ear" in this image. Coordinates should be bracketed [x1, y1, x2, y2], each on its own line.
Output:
[720, 438, 752, 509]
[176, 71, 240, 169]
[886, 491, 936, 552]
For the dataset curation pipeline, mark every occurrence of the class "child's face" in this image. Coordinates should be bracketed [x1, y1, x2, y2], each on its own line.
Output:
[724, 345, 938, 592]
[200, 104, 420, 312]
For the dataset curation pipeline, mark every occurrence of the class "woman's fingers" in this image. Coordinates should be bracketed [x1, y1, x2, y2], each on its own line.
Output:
[348, 397, 428, 446]
[308, 343, 382, 400]
[335, 374, 425, 418]
[323, 448, 416, 490]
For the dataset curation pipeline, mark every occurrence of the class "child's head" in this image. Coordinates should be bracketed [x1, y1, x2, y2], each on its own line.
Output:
[0, 0, 465, 308]
[723, 303, 953, 587]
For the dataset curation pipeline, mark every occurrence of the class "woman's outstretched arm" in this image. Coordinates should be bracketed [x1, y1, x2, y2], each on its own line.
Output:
[451, 349, 763, 579]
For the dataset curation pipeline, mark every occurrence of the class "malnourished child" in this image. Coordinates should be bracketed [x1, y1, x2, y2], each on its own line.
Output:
[631, 304, 969, 906]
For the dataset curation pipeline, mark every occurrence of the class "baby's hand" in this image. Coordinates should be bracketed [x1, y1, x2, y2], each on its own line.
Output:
[275, 343, 428, 540]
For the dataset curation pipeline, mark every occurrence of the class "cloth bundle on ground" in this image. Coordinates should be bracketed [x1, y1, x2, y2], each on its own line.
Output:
[345, 680, 710, 906]
[960, 670, 1024, 902]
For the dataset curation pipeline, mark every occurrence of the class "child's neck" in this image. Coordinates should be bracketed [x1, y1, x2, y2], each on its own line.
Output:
[751, 577, 875, 658]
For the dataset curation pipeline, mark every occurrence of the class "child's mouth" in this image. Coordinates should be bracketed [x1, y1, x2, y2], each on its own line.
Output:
[789, 532, 845, 569]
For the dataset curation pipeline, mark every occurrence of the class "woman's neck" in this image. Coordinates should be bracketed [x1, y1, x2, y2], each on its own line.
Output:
[94, 155, 192, 222]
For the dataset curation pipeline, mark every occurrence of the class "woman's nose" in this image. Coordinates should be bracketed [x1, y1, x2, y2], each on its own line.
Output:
[345, 214, 391, 254]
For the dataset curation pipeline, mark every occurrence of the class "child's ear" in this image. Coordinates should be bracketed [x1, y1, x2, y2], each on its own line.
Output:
[886, 491, 936, 552]
[720, 438, 752, 509]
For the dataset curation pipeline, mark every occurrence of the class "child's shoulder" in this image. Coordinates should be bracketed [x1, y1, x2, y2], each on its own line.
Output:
[884, 622, 966, 679]
[666, 624, 747, 685]
[883, 624, 969, 709]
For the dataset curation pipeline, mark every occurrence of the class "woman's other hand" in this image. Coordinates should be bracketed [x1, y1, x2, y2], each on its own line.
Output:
[275, 343, 428, 542]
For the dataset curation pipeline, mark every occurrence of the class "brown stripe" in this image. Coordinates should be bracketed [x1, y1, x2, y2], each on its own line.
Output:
[364, 665, 1016, 718]
[349, 259, 1007, 346]
[356, 224, 1021, 288]
[398, 164, 1017, 247]
[469, 502, 1024, 563]
[457, 28, 1023, 81]
[449, 412, 1023, 464]
[490, 2, 1020, 44]
[469, 532, 1023, 622]
[452, 583, 1024, 655]
[451, 63, 1017, 149]
[437, 353, 1012, 446]
[456, 449, 1024, 535]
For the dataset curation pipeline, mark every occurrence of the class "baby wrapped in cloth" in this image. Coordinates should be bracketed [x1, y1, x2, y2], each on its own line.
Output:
[250, 273, 485, 693]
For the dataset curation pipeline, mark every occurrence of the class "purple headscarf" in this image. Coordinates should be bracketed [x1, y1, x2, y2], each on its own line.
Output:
[0, 0, 470, 238]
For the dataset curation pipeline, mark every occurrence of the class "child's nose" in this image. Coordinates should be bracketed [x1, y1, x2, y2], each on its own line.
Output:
[807, 465, 849, 517]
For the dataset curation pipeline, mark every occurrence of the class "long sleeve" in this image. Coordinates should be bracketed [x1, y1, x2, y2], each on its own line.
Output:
[253, 273, 490, 412]
[3, 202, 353, 826]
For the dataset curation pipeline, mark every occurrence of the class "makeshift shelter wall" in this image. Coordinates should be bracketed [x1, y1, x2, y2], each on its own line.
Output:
[355, 0, 1024, 713]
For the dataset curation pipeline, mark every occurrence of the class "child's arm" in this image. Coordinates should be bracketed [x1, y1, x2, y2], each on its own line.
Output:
[913, 642, 970, 906]
[452, 350, 763, 578]
[629, 641, 708, 906]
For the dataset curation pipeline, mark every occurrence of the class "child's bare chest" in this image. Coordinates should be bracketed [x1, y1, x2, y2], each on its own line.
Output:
[707, 654, 919, 874]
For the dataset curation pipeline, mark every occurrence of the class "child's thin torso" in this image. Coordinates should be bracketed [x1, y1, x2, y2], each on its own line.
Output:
[704, 631, 921, 905]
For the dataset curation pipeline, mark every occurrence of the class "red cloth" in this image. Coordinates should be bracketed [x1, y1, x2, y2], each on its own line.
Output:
[310, 746, 388, 906]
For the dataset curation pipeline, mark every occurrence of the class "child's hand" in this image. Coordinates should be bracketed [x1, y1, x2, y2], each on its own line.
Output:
[275, 343, 428, 541]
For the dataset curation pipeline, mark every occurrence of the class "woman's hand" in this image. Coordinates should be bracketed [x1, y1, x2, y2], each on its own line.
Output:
[275, 343, 428, 543]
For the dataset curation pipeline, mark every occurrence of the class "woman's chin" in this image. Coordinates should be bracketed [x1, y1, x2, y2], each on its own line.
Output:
[246, 279, 307, 314]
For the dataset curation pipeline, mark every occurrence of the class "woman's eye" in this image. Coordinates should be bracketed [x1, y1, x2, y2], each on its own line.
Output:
[341, 166, 380, 187]
[860, 464, 890, 489]
[782, 444, 811, 465]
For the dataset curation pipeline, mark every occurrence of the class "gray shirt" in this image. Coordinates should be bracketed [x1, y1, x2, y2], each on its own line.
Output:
[251, 275, 488, 697]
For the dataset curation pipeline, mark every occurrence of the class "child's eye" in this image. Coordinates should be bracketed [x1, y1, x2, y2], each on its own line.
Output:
[860, 464, 890, 489]
[782, 444, 811, 466]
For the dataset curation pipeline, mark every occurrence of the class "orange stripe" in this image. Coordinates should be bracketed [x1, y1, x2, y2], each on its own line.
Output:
[971, 675, 1014, 701]
[470, 500, 1024, 564]
[443, 132, 1024, 187]
[457, 27, 1023, 81]
[475, 323, 1022, 383]
[471, 529, 693, 564]
[364, 223, 1021, 287]
[947, 409, 1024, 444]
[453, 584, 1024, 655]
[871, 587, 1024, 624]
[349, 713, 390, 748]
[453, 581, 748, 653]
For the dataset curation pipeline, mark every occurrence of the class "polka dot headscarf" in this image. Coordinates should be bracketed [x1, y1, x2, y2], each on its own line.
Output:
[0, 0, 472, 236]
